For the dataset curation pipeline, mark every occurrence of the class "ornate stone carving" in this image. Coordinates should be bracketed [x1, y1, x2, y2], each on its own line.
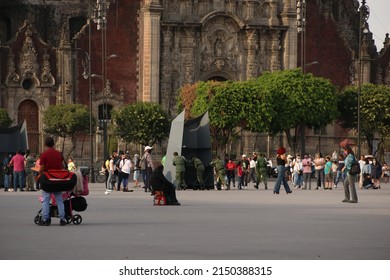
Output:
[5, 49, 20, 86]
[246, 29, 258, 79]
[20, 25, 39, 75]
[40, 48, 55, 86]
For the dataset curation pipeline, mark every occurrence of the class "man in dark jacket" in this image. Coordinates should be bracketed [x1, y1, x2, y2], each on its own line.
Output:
[149, 164, 180, 205]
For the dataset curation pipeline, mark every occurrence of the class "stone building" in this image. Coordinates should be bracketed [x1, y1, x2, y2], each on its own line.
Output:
[0, 0, 389, 161]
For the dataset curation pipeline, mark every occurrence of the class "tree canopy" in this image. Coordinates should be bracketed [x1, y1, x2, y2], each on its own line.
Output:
[42, 103, 93, 156]
[112, 102, 170, 146]
[338, 83, 390, 155]
[0, 108, 13, 128]
[179, 69, 338, 154]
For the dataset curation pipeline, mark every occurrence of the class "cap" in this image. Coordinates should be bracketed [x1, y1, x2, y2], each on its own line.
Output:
[242, 154, 246, 158]
[144, 145, 153, 151]
[134, 154, 139, 157]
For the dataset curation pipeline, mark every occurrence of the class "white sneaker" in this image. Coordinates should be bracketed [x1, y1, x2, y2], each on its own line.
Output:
[104, 189, 112, 195]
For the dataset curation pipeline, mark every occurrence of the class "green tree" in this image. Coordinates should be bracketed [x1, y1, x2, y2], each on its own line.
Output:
[0, 108, 13, 128]
[43, 104, 93, 158]
[257, 69, 338, 153]
[187, 80, 274, 155]
[112, 102, 170, 147]
[338, 83, 390, 156]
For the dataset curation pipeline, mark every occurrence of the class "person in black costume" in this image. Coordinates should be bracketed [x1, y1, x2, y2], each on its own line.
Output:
[149, 164, 181, 205]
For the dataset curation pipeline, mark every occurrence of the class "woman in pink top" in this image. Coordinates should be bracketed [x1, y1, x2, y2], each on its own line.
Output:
[314, 153, 325, 190]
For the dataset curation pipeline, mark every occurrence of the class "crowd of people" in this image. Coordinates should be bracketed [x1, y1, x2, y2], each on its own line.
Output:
[2, 144, 389, 205]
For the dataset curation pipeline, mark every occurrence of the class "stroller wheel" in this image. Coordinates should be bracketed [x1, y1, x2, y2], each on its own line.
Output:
[72, 214, 82, 225]
[34, 215, 40, 225]
[65, 216, 72, 224]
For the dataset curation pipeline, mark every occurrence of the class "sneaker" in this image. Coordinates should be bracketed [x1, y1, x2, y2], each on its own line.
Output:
[39, 218, 51, 226]
[8, 189, 14, 192]
[342, 199, 350, 203]
[104, 190, 111, 195]
[350, 200, 358, 203]
[60, 219, 67, 226]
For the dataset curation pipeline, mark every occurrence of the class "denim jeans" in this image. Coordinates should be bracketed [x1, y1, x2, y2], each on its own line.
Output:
[303, 173, 311, 189]
[293, 171, 302, 187]
[13, 171, 25, 191]
[42, 190, 65, 221]
[273, 165, 291, 193]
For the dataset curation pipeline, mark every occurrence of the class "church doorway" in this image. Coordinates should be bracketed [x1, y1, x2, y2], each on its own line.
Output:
[18, 100, 39, 153]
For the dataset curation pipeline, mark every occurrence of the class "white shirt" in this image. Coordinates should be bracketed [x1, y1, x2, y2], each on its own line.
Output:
[120, 159, 133, 174]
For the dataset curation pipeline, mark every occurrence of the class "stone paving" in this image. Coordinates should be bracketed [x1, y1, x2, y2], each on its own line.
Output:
[0, 180, 389, 260]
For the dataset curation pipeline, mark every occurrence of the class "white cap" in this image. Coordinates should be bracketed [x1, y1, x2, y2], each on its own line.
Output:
[144, 145, 153, 151]
[242, 154, 246, 158]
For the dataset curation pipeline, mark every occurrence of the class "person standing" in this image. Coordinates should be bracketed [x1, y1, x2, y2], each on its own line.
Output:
[8, 150, 26, 192]
[273, 147, 292, 195]
[292, 155, 303, 189]
[120, 154, 133, 192]
[324, 156, 333, 190]
[173, 152, 187, 190]
[241, 154, 250, 189]
[248, 156, 257, 184]
[225, 158, 236, 190]
[341, 146, 358, 203]
[192, 155, 206, 190]
[2, 154, 11, 192]
[25, 153, 36, 191]
[67, 157, 76, 172]
[301, 153, 312, 190]
[335, 154, 345, 188]
[314, 153, 325, 190]
[255, 153, 268, 190]
[133, 154, 141, 188]
[105, 153, 116, 195]
[38, 136, 67, 226]
[142, 146, 155, 192]
[371, 158, 382, 189]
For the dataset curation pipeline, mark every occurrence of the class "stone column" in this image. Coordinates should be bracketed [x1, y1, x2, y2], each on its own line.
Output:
[246, 29, 258, 79]
[280, 0, 298, 70]
[138, 1, 163, 103]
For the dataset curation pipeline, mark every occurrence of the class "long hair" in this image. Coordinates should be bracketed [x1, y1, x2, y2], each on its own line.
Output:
[343, 146, 354, 156]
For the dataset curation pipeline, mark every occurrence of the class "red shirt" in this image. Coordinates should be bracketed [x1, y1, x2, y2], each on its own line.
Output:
[40, 147, 63, 171]
[9, 154, 25, 172]
[226, 161, 236, 171]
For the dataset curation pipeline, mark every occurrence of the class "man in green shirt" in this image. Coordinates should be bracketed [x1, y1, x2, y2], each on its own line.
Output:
[173, 152, 187, 190]
[191, 155, 205, 190]
[210, 155, 226, 190]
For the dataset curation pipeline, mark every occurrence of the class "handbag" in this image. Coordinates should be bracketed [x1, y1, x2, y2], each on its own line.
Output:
[39, 169, 77, 192]
[349, 161, 361, 176]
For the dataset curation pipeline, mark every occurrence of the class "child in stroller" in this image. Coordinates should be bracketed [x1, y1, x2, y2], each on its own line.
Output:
[34, 169, 89, 225]
[362, 173, 373, 189]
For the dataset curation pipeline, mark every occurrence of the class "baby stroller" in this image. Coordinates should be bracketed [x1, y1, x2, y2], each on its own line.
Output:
[34, 169, 89, 225]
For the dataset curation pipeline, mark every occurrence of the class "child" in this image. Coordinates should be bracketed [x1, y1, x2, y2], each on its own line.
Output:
[324, 156, 333, 190]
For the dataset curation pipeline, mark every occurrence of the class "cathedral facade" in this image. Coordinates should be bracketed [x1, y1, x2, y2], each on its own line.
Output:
[1, 0, 389, 160]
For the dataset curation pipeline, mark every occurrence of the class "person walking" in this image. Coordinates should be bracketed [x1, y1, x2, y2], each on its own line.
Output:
[342, 146, 358, 203]
[334, 154, 345, 188]
[37, 136, 67, 226]
[273, 147, 292, 195]
[255, 153, 268, 190]
[8, 150, 26, 192]
[173, 152, 187, 190]
[301, 153, 312, 190]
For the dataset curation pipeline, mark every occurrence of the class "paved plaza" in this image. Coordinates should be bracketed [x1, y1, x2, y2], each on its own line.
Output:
[0, 180, 389, 260]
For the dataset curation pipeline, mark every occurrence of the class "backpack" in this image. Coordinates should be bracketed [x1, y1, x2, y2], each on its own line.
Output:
[349, 160, 361, 176]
